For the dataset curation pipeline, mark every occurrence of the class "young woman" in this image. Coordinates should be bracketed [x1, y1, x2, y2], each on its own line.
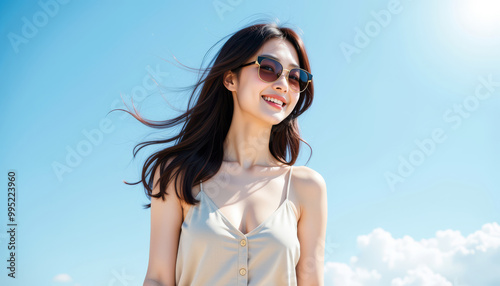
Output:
[122, 21, 327, 286]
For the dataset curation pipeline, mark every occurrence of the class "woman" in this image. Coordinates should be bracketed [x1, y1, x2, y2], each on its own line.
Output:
[122, 21, 327, 286]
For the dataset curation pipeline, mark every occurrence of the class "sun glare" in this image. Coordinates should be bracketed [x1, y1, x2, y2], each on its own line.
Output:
[456, 0, 500, 36]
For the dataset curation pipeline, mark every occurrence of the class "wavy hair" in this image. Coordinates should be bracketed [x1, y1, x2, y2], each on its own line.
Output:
[113, 21, 314, 209]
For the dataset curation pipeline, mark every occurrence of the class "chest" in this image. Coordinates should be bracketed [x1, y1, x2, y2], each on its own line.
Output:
[182, 180, 300, 236]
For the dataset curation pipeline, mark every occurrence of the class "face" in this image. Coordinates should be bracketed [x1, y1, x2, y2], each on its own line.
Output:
[224, 38, 302, 126]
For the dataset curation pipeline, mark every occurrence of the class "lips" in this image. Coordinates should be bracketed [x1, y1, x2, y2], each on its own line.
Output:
[261, 94, 286, 106]
[262, 96, 284, 110]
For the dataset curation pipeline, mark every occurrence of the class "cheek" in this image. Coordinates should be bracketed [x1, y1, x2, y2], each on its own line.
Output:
[288, 94, 300, 109]
[236, 85, 263, 107]
[239, 69, 266, 93]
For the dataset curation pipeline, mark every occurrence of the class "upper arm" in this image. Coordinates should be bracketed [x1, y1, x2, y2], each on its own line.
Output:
[296, 167, 328, 286]
[144, 161, 184, 286]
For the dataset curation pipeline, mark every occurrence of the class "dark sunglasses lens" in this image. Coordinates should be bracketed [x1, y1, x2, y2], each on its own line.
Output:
[288, 69, 307, 91]
[258, 58, 281, 82]
[259, 57, 309, 92]
[289, 69, 309, 92]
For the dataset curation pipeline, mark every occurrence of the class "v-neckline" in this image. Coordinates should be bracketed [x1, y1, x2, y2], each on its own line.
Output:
[197, 188, 289, 237]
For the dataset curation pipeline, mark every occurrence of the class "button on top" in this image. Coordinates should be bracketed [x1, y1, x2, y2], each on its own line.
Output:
[240, 239, 246, 246]
[239, 268, 246, 275]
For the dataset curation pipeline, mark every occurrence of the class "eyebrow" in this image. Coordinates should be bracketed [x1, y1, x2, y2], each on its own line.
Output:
[261, 54, 300, 69]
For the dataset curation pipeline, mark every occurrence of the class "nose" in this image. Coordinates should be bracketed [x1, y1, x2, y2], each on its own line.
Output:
[273, 69, 291, 92]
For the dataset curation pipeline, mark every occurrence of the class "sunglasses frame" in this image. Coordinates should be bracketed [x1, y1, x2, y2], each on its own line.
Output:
[235, 56, 313, 93]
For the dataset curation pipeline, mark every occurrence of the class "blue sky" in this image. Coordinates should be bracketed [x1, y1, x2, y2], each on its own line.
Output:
[1, 0, 499, 285]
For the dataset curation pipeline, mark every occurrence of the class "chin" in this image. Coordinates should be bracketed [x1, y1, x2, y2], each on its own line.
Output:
[267, 115, 285, 126]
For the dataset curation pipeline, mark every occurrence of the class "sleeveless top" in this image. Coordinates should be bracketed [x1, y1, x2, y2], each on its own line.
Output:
[175, 166, 300, 286]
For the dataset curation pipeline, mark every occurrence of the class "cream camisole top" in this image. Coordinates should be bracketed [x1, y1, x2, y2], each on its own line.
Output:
[175, 166, 300, 285]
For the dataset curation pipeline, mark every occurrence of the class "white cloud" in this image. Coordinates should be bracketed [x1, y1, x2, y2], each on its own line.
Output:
[325, 262, 381, 286]
[53, 273, 73, 282]
[325, 222, 500, 286]
[390, 265, 452, 286]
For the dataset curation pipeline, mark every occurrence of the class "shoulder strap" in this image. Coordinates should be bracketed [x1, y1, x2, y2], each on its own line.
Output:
[286, 166, 293, 199]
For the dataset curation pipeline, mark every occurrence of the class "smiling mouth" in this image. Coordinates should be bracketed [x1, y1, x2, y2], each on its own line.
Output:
[261, 96, 286, 107]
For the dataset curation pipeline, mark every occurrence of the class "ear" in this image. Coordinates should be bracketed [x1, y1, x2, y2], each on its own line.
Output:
[223, 70, 238, 92]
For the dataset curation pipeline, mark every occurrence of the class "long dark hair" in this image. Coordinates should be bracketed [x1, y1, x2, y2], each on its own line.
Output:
[113, 21, 314, 209]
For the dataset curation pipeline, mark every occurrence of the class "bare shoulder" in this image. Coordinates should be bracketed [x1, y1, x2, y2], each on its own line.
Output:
[291, 166, 327, 194]
[291, 166, 328, 219]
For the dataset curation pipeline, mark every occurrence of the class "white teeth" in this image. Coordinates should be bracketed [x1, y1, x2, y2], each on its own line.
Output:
[262, 96, 284, 106]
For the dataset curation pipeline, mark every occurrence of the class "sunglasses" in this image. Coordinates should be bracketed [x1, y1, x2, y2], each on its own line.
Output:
[236, 56, 313, 93]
